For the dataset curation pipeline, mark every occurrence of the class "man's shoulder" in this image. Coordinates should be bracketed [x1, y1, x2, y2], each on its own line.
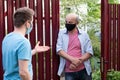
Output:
[59, 28, 67, 33]
[3, 32, 29, 44]
[78, 29, 87, 34]
[58, 28, 88, 34]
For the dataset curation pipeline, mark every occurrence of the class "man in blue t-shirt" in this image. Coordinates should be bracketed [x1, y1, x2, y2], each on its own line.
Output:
[2, 7, 50, 80]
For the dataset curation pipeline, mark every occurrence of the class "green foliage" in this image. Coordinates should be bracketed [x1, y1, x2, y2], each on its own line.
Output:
[87, 2, 100, 19]
[92, 69, 101, 80]
[81, 1, 100, 29]
[109, 0, 120, 4]
[87, 28, 100, 58]
[60, 0, 101, 29]
[87, 28, 101, 80]
[107, 70, 120, 80]
[92, 69, 120, 80]
[90, 57, 100, 71]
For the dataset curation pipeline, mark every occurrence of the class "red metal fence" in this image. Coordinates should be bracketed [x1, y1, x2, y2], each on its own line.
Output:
[101, 0, 120, 80]
[0, 0, 60, 80]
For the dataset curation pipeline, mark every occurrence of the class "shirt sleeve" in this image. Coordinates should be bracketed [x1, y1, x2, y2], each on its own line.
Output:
[56, 30, 63, 54]
[17, 40, 31, 60]
[84, 33, 93, 55]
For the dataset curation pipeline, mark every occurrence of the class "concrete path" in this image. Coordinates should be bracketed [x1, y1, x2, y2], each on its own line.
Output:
[60, 77, 65, 80]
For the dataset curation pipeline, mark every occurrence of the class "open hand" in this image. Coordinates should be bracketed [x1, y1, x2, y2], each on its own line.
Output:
[34, 41, 50, 53]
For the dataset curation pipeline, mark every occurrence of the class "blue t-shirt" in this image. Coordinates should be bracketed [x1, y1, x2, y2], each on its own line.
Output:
[2, 32, 32, 80]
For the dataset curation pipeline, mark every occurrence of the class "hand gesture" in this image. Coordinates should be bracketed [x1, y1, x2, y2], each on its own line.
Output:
[34, 41, 50, 53]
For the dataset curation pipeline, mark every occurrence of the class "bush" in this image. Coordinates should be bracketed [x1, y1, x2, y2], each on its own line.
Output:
[90, 57, 100, 71]
[88, 28, 101, 80]
[107, 69, 120, 80]
[92, 69, 120, 80]
[92, 69, 101, 80]
[88, 29, 101, 58]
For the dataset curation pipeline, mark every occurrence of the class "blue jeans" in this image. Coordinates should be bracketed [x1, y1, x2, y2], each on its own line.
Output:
[65, 68, 92, 80]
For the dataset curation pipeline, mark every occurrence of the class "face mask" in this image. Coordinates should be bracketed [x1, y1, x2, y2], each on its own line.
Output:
[65, 24, 76, 31]
[26, 23, 33, 34]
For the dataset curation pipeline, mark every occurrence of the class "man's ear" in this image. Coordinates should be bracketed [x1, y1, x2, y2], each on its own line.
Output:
[77, 21, 79, 24]
[24, 21, 29, 28]
[76, 16, 80, 24]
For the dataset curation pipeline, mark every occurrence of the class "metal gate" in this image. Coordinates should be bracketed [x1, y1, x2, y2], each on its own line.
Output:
[101, 0, 120, 80]
[0, 0, 60, 80]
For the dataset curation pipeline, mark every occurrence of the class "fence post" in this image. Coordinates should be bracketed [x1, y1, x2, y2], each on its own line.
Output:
[101, 0, 109, 80]
[0, 0, 5, 79]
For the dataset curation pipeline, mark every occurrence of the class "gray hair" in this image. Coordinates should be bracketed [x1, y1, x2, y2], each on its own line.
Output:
[76, 15, 81, 24]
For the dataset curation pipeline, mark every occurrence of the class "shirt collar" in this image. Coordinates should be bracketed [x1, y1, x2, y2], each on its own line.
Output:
[64, 27, 82, 34]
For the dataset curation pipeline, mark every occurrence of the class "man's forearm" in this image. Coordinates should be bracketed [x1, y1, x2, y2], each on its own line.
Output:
[58, 50, 74, 62]
[58, 50, 83, 67]
[20, 70, 31, 80]
[31, 49, 37, 56]
[79, 53, 92, 62]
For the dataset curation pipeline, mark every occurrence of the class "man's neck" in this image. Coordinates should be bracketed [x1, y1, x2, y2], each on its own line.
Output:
[68, 27, 78, 34]
[13, 26, 26, 36]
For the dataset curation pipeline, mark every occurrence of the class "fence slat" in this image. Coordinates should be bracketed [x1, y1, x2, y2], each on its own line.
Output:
[44, 0, 51, 79]
[108, 4, 111, 70]
[15, 0, 20, 9]
[52, 0, 60, 80]
[117, 5, 120, 70]
[101, 0, 109, 80]
[7, 0, 14, 33]
[116, 4, 118, 70]
[29, 0, 37, 80]
[0, 0, 5, 79]
[36, 0, 45, 80]
[20, 0, 26, 7]
[113, 4, 117, 69]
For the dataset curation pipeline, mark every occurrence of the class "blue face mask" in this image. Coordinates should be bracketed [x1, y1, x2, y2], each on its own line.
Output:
[26, 23, 33, 34]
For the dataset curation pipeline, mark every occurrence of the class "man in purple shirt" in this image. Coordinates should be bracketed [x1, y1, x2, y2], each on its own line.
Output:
[56, 13, 93, 80]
